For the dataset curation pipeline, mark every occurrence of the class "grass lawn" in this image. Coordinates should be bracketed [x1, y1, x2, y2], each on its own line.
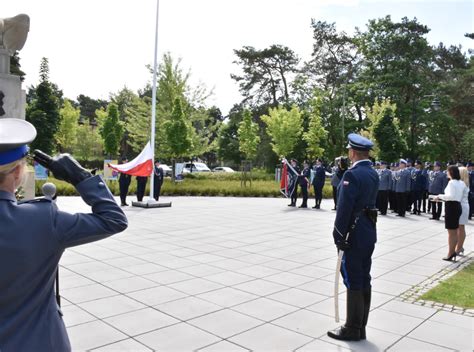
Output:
[420, 262, 474, 309]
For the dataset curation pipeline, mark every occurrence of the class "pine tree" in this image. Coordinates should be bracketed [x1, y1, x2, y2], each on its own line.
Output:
[26, 57, 61, 155]
[101, 103, 123, 158]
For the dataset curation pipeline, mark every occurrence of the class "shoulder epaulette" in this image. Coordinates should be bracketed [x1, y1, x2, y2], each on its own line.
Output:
[18, 197, 53, 205]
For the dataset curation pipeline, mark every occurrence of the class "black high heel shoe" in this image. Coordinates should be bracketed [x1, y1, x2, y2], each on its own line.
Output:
[442, 253, 457, 262]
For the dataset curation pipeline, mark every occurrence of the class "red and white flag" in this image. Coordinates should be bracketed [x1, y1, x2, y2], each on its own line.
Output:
[108, 142, 154, 176]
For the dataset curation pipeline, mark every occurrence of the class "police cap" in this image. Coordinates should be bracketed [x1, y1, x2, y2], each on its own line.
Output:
[399, 159, 407, 165]
[346, 133, 374, 151]
[0, 118, 37, 166]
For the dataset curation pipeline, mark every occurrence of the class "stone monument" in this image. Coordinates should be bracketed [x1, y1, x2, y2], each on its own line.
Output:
[0, 14, 34, 199]
[0, 14, 29, 119]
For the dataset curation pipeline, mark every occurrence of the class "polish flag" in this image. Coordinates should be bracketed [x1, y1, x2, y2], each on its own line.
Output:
[108, 142, 154, 176]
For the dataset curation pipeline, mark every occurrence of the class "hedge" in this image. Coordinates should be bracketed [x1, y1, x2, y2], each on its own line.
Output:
[35, 177, 334, 198]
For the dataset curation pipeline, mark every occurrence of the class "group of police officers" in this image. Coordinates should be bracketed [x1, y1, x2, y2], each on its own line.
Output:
[289, 157, 474, 221]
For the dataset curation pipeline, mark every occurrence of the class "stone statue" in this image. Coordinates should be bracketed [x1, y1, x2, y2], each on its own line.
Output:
[0, 14, 30, 55]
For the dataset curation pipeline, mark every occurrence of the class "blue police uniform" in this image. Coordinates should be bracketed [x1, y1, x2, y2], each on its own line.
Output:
[411, 167, 426, 215]
[288, 162, 300, 206]
[376, 165, 391, 215]
[389, 164, 397, 211]
[312, 164, 326, 208]
[328, 134, 378, 342]
[421, 166, 430, 212]
[0, 119, 128, 352]
[298, 165, 311, 208]
[428, 166, 448, 220]
[394, 162, 411, 217]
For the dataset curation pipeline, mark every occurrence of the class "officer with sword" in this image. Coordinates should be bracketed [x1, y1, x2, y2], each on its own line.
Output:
[328, 133, 379, 342]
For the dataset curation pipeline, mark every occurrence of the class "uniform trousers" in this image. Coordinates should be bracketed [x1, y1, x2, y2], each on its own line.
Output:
[422, 191, 429, 212]
[429, 195, 443, 219]
[341, 245, 375, 290]
[376, 190, 389, 215]
[136, 177, 147, 202]
[313, 185, 323, 207]
[119, 182, 130, 205]
[153, 182, 162, 201]
[389, 191, 397, 211]
[300, 184, 308, 206]
[290, 184, 298, 205]
[396, 192, 407, 216]
[332, 186, 338, 208]
[406, 191, 414, 211]
[412, 190, 423, 213]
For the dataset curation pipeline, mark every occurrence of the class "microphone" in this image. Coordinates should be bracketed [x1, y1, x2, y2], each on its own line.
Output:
[42, 182, 57, 201]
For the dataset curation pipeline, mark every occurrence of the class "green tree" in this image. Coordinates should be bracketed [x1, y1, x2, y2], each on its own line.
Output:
[366, 99, 406, 162]
[56, 99, 79, 153]
[73, 123, 104, 160]
[302, 97, 328, 159]
[238, 109, 260, 160]
[217, 105, 244, 165]
[165, 98, 193, 180]
[77, 94, 108, 124]
[231, 45, 299, 107]
[10, 52, 26, 81]
[26, 57, 61, 155]
[101, 103, 123, 158]
[261, 105, 303, 157]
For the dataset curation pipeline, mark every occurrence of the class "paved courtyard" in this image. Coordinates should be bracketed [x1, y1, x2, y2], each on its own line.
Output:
[56, 195, 473, 351]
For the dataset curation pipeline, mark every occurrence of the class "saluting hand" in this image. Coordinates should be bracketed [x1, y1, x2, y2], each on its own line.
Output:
[33, 150, 93, 186]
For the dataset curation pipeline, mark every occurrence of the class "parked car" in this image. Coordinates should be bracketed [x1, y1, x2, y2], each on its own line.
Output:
[159, 164, 173, 177]
[182, 162, 211, 173]
[213, 166, 235, 173]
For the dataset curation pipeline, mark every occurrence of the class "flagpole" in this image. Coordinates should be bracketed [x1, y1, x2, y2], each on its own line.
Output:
[149, 0, 160, 202]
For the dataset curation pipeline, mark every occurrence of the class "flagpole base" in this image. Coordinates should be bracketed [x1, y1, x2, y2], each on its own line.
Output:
[132, 199, 172, 208]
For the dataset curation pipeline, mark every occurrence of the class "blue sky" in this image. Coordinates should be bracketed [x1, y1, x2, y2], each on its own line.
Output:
[4, 0, 472, 114]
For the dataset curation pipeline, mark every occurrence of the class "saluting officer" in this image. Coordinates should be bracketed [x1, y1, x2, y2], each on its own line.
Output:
[428, 161, 448, 220]
[467, 162, 473, 220]
[298, 160, 311, 208]
[328, 133, 379, 341]
[312, 158, 326, 209]
[376, 161, 391, 215]
[0, 119, 128, 351]
[394, 159, 411, 217]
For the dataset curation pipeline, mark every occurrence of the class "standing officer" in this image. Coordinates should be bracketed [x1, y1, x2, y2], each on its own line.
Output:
[153, 160, 164, 201]
[298, 160, 311, 208]
[288, 159, 300, 207]
[422, 162, 431, 213]
[312, 158, 326, 209]
[118, 157, 132, 206]
[0, 119, 128, 351]
[394, 159, 411, 217]
[428, 161, 448, 220]
[328, 133, 379, 341]
[405, 159, 415, 212]
[389, 163, 398, 212]
[411, 160, 426, 215]
[376, 161, 391, 215]
[468, 162, 473, 220]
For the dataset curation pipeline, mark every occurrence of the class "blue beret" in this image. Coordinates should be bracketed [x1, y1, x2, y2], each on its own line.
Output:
[434, 161, 442, 167]
[380, 161, 387, 165]
[346, 133, 374, 151]
[0, 119, 36, 165]
[467, 162, 474, 167]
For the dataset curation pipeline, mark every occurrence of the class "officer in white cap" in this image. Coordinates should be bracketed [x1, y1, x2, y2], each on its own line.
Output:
[0, 118, 128, 351]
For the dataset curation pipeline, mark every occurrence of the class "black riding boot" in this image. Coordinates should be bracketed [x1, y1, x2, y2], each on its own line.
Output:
[360, 288, 371, 340]
[327, 289, 364, 341]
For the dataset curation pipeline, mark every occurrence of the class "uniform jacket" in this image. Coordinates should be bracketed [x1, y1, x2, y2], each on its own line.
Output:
[377, 168, 392, 191]
[330, 167, 341, 187]
[312, 165, 326, 189]
[412, 169, 426, 192]
[154, 166, 164, 186]
[332, 160, 379, 249]
[407, 166, 416, 190]
[394, 168, 411, 193]
[428, 170, 448, 194]
[422, 169, 430, 191]
[0, 176, 128, 352]
[298, 167, 311, 187]
[391, 171, 397, 191]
